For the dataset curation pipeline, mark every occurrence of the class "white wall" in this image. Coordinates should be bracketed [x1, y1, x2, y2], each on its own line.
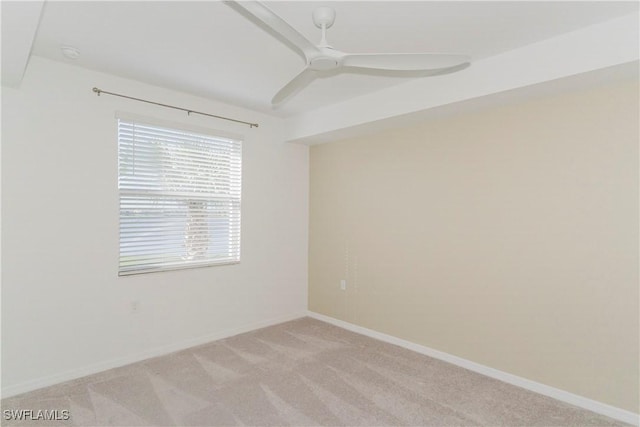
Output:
[1, 56, 309, 395]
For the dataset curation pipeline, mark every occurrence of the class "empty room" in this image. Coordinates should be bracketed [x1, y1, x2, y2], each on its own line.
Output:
[1, 1, 638, 426]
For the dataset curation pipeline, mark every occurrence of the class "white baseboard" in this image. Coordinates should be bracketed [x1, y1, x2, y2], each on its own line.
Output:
[1, 312, 307, 399]
[307, 310, 639, 426]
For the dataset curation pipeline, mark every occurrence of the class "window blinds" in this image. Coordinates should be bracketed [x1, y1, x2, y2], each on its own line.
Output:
[118, 118, 241, 275]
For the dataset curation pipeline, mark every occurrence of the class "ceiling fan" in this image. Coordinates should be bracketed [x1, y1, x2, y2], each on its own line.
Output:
[226, 1, 471, 106]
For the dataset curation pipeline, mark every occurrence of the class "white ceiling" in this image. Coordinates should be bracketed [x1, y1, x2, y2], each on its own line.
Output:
[22, 1, 640, 117]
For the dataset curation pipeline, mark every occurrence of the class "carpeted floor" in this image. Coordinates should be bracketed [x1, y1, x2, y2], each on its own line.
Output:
[1, 317, 630, 426]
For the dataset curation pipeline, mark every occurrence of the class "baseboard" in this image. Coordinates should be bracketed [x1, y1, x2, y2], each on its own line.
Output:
[1, 311, 307, 399]
[307, 310, 639, 426]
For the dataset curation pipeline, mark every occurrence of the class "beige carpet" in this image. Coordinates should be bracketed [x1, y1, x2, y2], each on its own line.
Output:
[1, 317, 629, 426]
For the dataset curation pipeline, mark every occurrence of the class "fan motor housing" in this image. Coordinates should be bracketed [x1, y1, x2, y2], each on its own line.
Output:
[310, 56, 339, 71]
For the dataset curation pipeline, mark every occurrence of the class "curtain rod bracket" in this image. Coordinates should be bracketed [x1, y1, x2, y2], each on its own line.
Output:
[92, 87, 258, 128]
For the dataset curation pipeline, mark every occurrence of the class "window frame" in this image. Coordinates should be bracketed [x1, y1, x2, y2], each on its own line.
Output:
[116, 112, 243, 276]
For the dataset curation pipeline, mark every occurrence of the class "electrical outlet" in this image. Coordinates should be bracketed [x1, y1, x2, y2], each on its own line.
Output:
[340, 279, 346, 291]
[131, 300, 140, 313]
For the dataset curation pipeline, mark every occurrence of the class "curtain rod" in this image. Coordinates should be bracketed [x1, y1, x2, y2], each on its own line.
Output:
[92, 87, 259, 128]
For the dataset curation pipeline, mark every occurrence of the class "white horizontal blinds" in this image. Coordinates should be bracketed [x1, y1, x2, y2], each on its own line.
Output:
[118, 119, 241, 275]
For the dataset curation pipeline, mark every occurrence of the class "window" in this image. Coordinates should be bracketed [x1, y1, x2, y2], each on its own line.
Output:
[118, 116, 241, 275]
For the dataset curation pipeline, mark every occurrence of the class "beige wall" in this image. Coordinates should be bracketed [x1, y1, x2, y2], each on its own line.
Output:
[309, 80, 639, 412]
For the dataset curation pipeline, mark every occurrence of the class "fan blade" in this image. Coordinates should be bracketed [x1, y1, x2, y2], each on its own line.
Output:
[343, 62, 470, 79]
[342, 53, 470, 71]
[272, 68, 317, 105]
[225, 1, 320, 59]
